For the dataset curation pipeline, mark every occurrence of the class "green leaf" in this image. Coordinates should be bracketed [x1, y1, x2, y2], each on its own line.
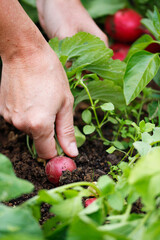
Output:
[74, 126, 86, 148]
[153, 6, 160, 36]
[0, 204, 43, 239]
[83, 125, 96, 135]
[141, 18, 159, 40]
[81, 198, 106, 225]
[124, 51, 160, 104]
[20, 0, 36, 7]
[50, 196, 83, 221]
[139, 120, 155, 133]
[81, 0, 127, 19]
[19, 1, 38, 22]
[67, 215, 105, 240]
[49, 32, 126, 84]
[129, 147, 160, 209]
[49, 32, 112, 76]
[153, 66, 160, 86]
[100, 219, 140, 238]
[97, 175, 115, 195]
[108, 117, 118, 124]
[82, 109, 92, 124]
[141, 132, 153, 143]
[142, 220, 160, 240]
[148, 101, 159, 119]
[129, 147, 160, 183]
[125, 34, 155, 61]
[85, 59, 126, 87]
[75, 80, 125, 109]
[108, 191, 124, 211]
[133, 141, 151, 156]
[113, 141, 125, 150]
[100, 102, 114, 111]
[0, 154, 34, 201]
[152, 127, 160, 143]
[106, 146, 116, 154]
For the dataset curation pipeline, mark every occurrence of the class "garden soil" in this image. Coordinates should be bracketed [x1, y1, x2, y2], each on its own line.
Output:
[0, 106, 128, 222]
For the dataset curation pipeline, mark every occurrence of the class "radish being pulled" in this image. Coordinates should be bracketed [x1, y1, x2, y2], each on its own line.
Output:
[105, 8, 143, 43]
[110, 43, 130, 61]
[45, 156, 77, 185]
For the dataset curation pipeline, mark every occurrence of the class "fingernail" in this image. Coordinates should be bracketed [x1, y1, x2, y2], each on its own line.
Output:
[69, 142, 79, 156]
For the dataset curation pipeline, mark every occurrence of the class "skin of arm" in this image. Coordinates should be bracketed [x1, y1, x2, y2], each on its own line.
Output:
[36, 0, 108, 46]
[0, 0, 78, 159]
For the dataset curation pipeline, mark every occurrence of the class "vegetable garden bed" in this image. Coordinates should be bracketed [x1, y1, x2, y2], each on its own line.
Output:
[1, 1, 160, 240]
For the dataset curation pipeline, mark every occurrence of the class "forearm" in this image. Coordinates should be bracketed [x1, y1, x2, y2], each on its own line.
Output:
[0, 0, 45, 62]
[36, 0, 108, 45]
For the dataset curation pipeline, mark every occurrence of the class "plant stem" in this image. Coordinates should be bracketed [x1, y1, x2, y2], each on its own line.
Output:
[137, 98, 145, 125]
[26, 135, 36, 159]
[79, 78, 104, 140]
[22, 181, 101, 207]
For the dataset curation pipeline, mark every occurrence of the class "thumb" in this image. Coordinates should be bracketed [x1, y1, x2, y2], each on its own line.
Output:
[56, 103, 78, 157]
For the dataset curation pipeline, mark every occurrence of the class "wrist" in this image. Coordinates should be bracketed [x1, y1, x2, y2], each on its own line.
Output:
[1, 27, 46, 64]
[0, 0, 46, 63]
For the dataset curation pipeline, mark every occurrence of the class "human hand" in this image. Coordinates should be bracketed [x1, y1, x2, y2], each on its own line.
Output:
[0, 43, 78, 159]
[36, 0, 108, 46]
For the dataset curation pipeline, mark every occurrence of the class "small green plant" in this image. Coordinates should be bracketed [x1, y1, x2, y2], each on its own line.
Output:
[2, 147, 160, 239]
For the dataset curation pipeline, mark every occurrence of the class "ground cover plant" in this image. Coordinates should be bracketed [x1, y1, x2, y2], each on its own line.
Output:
[1, 2, 160, 240]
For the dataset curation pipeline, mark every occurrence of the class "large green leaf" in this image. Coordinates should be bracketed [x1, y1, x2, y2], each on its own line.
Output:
[0, 154, 34, 201]
[0, 204, 43, 239]
[49, 32, 125, 85]
[81, 0, 127, 18]
[50, 196, 83, 221]
[124, 51, 160, 105]
[74, 80, 125, 108]
[153, 6, 160, 36]
[67, 215, 106, 240]
[142, 220, 160, 240]
[129, 147, 160, 209]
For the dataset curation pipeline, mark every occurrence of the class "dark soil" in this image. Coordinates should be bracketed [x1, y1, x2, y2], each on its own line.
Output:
[0, 108, 123, 222]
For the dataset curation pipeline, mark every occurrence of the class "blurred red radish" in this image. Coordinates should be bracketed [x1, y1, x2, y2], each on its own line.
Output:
[45, 156, 77, 185]
[84, 198, 97, 207]
[105, 8, 143, 43]
[110, 43, 130, 60]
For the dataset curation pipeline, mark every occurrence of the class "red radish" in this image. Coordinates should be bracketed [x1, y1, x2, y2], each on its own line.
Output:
[105, 9, 143, 43]
[84, 198, 96, 207]
[110, 43, 130, 61]
[45, 156, 77, 185]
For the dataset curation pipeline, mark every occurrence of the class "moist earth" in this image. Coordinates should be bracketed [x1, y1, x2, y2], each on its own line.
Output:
[0, 112, 125, 222]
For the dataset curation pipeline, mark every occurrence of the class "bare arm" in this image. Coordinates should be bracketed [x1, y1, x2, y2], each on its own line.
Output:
[37, 0, 108, 46]
[0, 0, 78, 159]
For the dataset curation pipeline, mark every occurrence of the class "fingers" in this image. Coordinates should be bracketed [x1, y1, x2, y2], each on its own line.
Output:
[12, 113, 57, 160]
[33, 129, 57, 160]
[29, 116, 57, 159]
[56, 96, 78, 157]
